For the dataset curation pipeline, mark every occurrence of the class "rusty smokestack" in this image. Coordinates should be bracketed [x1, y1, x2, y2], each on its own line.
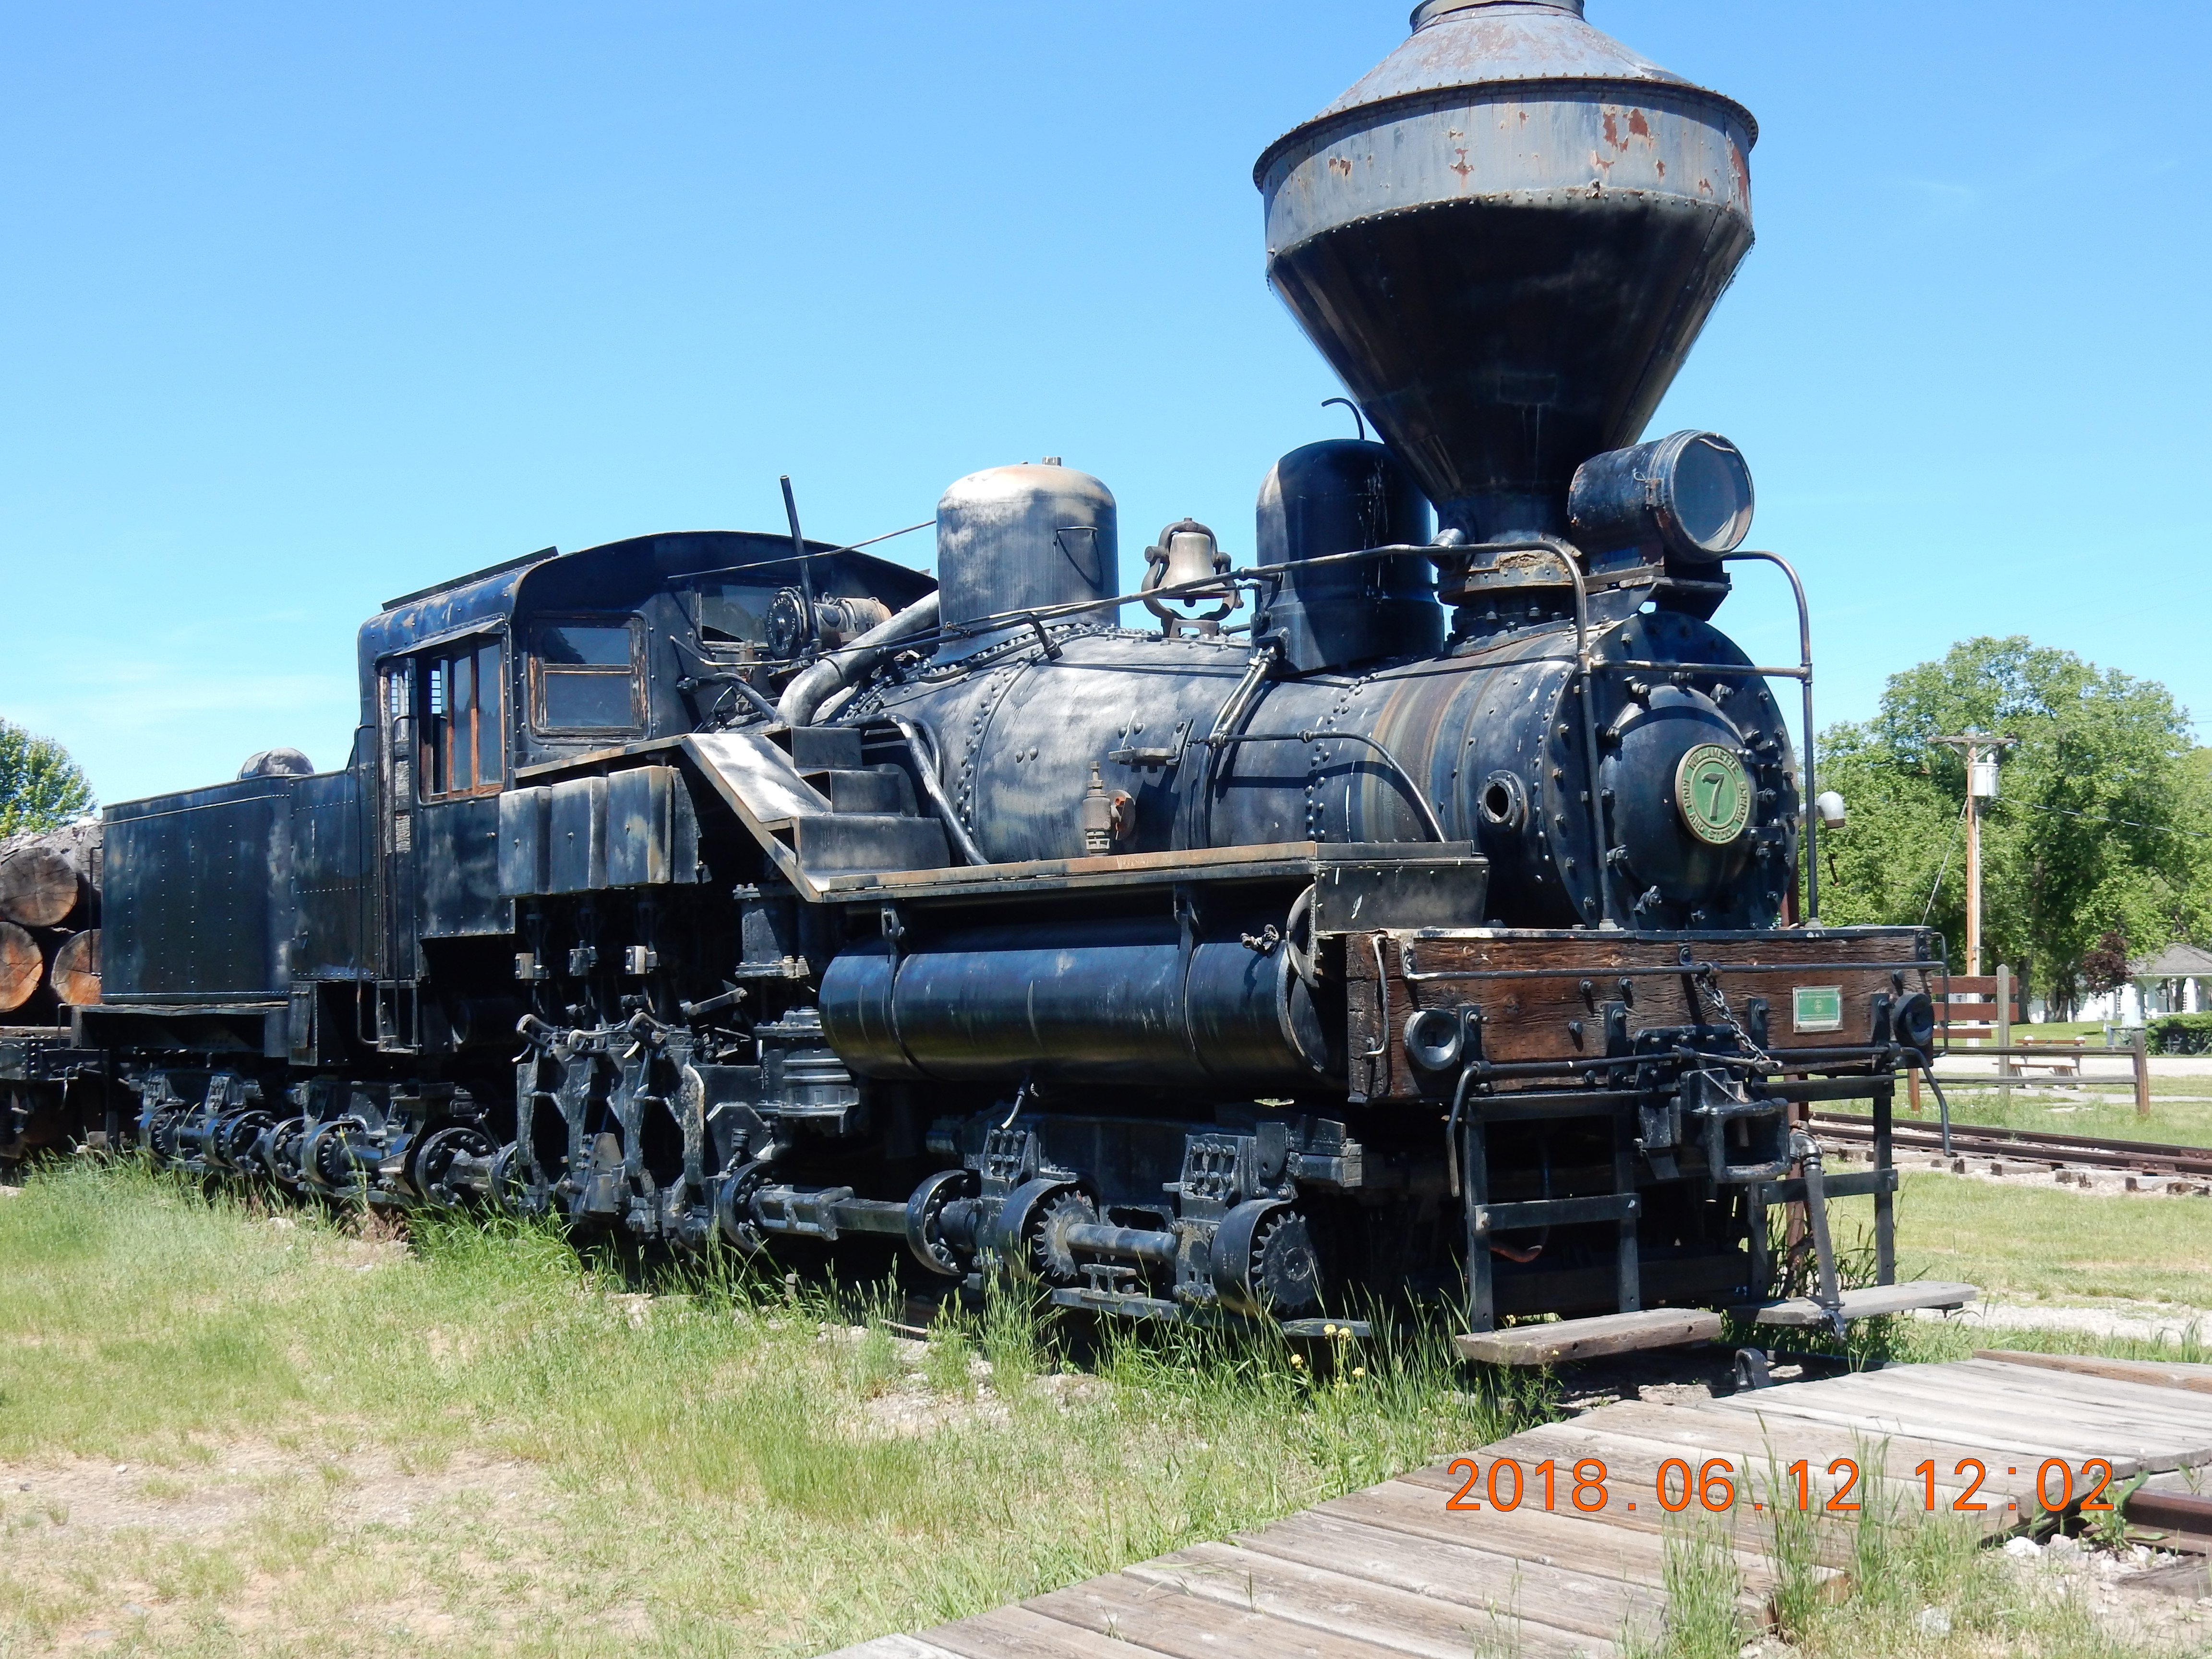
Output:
[1256, 1, 1757, 544]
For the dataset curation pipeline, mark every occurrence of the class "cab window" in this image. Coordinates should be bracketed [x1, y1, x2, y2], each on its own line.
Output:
[531, 619, 642, 733]
[421, 640, 505, 797]
[693, 583, 783, 646]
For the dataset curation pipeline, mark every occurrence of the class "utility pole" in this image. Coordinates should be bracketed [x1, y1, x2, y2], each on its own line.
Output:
[1931, 733, 2019, 977]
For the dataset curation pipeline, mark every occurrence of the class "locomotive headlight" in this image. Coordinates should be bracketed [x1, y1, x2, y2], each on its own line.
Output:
[1567, 431, 1755, 564]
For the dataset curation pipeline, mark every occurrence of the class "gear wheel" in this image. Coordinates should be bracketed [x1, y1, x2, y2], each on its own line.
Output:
[1249, 1208, 1323, 1316]
[1028, 1189, 1097, 1286]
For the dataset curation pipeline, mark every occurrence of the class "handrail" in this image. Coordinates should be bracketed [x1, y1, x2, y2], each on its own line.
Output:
[883, 715, 989, 867]
[1723, 552, 1819, 922]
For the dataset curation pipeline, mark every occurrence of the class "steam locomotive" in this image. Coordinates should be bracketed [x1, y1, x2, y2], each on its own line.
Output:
[3, 0, 1949, 1346]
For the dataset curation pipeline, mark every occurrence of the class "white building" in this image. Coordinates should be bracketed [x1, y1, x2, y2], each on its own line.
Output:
[2071, 942, 2212, 1025]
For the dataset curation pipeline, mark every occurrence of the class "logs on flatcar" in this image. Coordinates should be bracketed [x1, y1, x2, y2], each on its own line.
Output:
[0, 922, 40, 1014]
[0, 843, 81, 929]
[48, 929, 99, 1007]
[0, 823, 101, 1022]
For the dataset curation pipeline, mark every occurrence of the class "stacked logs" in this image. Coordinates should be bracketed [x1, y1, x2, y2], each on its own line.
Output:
[0, 821, 100, 1022]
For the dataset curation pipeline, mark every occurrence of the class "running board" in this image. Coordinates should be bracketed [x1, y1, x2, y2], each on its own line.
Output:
[1455, 1308, 1724, 1367]
[1741, 1280, 1978, 1327]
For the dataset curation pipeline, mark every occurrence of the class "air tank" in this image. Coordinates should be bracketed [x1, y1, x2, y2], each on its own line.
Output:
[935, 463, 1118, 656]
[1254, 0, 1757, 545]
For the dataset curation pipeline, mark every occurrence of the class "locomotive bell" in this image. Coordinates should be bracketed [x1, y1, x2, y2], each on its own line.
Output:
[1147, 520, 1230, 595]
[1141, 518, 1237, 635]
[1255, 0, 1756, 543]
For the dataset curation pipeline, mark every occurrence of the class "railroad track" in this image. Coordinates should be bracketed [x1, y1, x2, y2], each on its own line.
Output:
[1810, 1111, 2212, 1180]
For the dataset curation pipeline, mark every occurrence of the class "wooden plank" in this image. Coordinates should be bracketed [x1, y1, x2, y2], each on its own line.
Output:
[842, 1357, 2212, 1659]
[824, 841, 1337, 902]
[1815, 1363, 2209, 1433]
[928, 1606, 1193, 1659]
[1707, 1394, 2162, 1475]
[1315, 1482, 1675, 1586]
[1456, 1309, 1722, 1367]
[1342, 929, 1926, 1095]
[1746, 1282, 1976, 1325]
[1459, 1408, 2013, 1525]
[1411, 1426, 1867, 1561]
[1945, 1360, 2212, 1430]
[1588, 1399, 2045, 1513]
[1228, 1510, 1664, 1643]
[1354, 928, 1925, 1088]
[818, 1639, 968, 1659]
[1973, 1349, 2212, 1398]
[1025, 1570, 1432, 1659]
[1721, 1368, 2191, 1450]
[1126, 1541, 1613, 1659]
[1772, 1370, 2212, 1454]
[1396, 1435, 1843, 1577]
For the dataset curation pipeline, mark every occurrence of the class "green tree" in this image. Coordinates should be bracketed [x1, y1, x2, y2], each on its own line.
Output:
[0, 720, 94, 836]
[1811, 638, 2211, 1014]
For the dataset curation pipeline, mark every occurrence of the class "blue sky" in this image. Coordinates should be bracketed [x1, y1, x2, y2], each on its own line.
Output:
[2, 0, 2206, 805]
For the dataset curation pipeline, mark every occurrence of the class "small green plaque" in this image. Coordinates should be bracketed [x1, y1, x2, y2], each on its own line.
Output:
[1793, 986, 1844, 1034]
[1673, 742, 1753, 846]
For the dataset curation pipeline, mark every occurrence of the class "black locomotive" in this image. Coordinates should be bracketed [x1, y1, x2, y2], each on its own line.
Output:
[3, 1, 1951, 1347]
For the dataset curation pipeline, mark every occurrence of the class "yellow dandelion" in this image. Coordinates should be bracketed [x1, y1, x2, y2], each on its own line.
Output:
[1352, 1366, 1366, 1379]
[1289, 1353, 1305, 1369]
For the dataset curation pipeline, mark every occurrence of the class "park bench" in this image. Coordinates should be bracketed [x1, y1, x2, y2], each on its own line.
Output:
[2013, 1035, 2087, 1077]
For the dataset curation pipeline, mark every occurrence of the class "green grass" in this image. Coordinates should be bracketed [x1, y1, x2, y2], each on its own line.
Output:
[2006, 1021, 2110, 1041]
[6, 1160, 2207, 1658]
[0, 1161, 1545, 1659]
[1812, 1175, 2212, 1313]
[1625, 1468, 2171, 1659]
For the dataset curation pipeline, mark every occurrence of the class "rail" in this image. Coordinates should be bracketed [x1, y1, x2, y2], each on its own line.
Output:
[1811, 1112, 2212, 1180]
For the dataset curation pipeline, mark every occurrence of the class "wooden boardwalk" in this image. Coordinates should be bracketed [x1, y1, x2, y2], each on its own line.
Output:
[824, 1354, 2212, 1659]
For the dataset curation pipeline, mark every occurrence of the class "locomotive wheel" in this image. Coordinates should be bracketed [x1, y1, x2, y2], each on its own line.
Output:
[1248, 1208, 1323, 1316]
[301, 1116, 374, 1198]
[1211, 1200, 1322, 1316]
[484, 1141, 530, 1213]
[713, 1159, 774, 1255]
[258, 1117, 311, 1194]
[989, 1178, 1091, 1286]
[412, 1124, 496, 1208]
[211, 1109, 277, 1175]
[141, 1107, 190, 1167]
[904, 1168, 979, 1278]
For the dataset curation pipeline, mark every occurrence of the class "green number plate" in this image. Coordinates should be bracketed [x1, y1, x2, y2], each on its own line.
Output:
[1793, 986, 1844, 1033]
[1673, 743, 1753, 845]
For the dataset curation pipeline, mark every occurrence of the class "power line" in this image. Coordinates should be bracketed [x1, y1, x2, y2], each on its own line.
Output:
[1921, 796, 1970, 926]
[1994, 798, 2212, 841]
